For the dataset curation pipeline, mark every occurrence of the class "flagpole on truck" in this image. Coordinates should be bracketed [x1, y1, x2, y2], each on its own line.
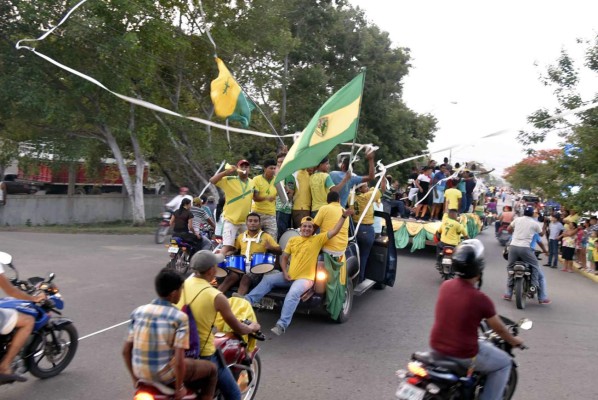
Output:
[347, 68, 367, 207]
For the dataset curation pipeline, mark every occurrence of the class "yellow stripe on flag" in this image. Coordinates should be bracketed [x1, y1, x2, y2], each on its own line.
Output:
[308, 96, 361, 147]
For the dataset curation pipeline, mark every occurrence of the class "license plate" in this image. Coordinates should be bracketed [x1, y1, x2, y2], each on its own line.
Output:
[258, 297, 275, 310]
[396, 381, 425, 400]
[168, 246, 179, 253]
[442, 258, 452, 265]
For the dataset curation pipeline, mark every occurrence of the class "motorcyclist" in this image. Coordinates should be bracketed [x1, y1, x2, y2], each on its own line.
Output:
[495, 205, 514, 235]
[170, 198, 205, 254]
[0, 259, 46, 382]
[503, 206, 549, 303]
[166, 187, 194, 211]
[177, 251, 260, 400]
[435, 209, 469, 267]
[429, 239, 524, 400]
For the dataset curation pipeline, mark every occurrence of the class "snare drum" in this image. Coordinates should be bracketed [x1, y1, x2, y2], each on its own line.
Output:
[215, 259, 228, 278]
[226, 255, 247, 274]
[279, 229, 300, 252]
[250, 253, 275, 274]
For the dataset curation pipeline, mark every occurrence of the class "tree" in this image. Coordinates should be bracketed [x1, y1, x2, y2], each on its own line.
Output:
[518, 35, 598, 211]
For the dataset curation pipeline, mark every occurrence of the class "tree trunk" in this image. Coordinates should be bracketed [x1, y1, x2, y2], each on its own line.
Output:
[99, 123, 146, 225]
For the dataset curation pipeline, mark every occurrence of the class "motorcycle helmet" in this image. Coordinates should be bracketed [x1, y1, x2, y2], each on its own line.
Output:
[523, 205, 535, 217]
[453, 239, 485, 279]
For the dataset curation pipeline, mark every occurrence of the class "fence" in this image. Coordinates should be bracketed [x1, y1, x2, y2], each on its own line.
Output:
[0, 194, 164, 226]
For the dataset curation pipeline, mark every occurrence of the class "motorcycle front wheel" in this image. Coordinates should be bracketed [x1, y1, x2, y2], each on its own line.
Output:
[242, 353, 261, 400]
[26, 323, 79, 379]
[514, 278, 526, 310]
[155, 225, 170, 244]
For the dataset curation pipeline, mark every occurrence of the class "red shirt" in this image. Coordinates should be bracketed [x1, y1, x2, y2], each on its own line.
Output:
[430, 279, 496, 358]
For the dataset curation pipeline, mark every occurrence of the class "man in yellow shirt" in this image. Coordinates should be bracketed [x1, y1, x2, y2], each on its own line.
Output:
[310, 158, 350, 217]
[245, 210, 353, 336]
[353, 179, 385, 283]
[436, 209, 469, 265]
[210, 159, 254, 255]
[177, 251, 260, 400]
[444, 185, 463, 214]
[291, 168, 313, 228]
[218, 213, 281, 295]
[252, 159, 278, 238]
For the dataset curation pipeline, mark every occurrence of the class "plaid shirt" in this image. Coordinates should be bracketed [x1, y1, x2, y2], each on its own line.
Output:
[126, 298, 189, 384]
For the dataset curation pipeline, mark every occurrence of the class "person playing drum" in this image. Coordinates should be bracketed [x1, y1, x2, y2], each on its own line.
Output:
[218, 213, 281, 295]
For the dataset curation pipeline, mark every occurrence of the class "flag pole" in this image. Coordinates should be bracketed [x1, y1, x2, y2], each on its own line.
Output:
[348, 69, 367, 173]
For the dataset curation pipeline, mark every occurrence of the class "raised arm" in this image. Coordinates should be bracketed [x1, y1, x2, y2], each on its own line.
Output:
[210, 166, 236, 185]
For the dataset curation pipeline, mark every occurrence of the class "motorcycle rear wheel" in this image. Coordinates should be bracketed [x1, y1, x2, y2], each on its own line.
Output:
[26, 323, 78, 379]
[503, 364, 518, 400]
[169, 252, 189, 275]
[514, 278, 526, 310]
[155, 225, 170, 244]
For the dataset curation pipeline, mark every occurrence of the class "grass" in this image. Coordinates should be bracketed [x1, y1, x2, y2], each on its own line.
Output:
[0, 219, 159, 235]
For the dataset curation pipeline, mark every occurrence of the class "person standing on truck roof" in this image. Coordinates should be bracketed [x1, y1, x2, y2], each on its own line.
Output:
[244, 210, 353, 336]
[329, 150, 376, 207]
[166, 187, 193, 211]
[352, 178, 386, 283]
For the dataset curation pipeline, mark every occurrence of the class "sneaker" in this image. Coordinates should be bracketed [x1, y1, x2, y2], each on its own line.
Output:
[542, 264, 551, 267]
[502, 294, 512, 301]
[270, 324, 285, 336]
[539, 299, 552, 305]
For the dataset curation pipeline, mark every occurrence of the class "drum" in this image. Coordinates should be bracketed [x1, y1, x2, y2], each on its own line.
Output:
[279, 229, 300, 252]
[215, 259, 228, 278]
[225, 255, 247, 274]
[250, 253, 275, 274]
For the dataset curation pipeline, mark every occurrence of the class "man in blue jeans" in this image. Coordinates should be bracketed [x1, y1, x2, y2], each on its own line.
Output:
[430, 240, 524, 400]
[245, 210, 353, 336]
[544, 214, 563, 268]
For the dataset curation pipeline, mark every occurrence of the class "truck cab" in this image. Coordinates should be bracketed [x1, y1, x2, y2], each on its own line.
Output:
[256, 210, 397, 323]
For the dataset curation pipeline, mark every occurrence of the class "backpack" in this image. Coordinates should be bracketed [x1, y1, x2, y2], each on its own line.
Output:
[181, 287, 209, 359]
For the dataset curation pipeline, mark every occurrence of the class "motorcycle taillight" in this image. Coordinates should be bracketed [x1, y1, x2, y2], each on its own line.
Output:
[134, 392, 155, 400]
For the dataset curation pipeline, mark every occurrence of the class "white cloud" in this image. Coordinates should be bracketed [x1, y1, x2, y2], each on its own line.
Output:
[350, 0, 598, 176]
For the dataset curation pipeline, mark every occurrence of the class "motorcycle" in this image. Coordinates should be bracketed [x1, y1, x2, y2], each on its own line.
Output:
[155, 208, 173, 244]
[509, 261, 535, 310]
[133, 320, 265, 400]
[0, 252, 78, 382]
[167, 235, 217, 275]
[496, 223, 511, 246]
[395, 316, 531, 400]
[436, 245, 455, 280]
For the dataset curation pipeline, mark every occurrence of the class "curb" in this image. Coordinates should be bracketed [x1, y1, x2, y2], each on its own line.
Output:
[558, 256, 598, 283]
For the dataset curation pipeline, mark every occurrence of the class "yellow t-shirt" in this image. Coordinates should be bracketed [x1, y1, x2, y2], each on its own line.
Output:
[444, 188, 462, 210]
[251, 175, 277, 215]
[292, 170, 312, 211]
[176, 277, 220, 357]
[352, 188, 381, 225]
[313, 202, 348, 253]
[234, 230, 279, 259]
[285, 232, 329, 280]
[216, 176, 254, 224]
[438, 217, 466, 245]
[309, 172, 334, 212]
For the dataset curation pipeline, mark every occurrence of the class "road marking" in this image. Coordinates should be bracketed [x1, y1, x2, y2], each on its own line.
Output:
[78, 320, 130, 341]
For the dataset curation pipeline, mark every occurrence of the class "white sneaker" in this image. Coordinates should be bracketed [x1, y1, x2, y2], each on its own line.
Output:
[270, 324, 285, 336]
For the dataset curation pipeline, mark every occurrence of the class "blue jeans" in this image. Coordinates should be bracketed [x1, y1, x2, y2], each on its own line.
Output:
[276, 211, 292, 240]
[245, 272, 313, 329]
[382, 199, 407, 218]
[356, 224, 375, 282]
[548, 239, 559, 267]
[462, 194, 473, 213]
[201, 353, 240, 400]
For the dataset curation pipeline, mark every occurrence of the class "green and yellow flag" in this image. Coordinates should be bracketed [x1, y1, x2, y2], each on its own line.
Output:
[210, 58, 254, 128]
[275, 72, 365, 184]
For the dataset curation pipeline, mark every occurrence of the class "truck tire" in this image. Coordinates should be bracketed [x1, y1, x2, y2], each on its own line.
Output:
[334, 279, 354, 324]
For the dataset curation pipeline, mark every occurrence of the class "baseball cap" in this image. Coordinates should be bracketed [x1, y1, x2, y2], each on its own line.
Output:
[237, 159, 250, 167]
[190, 250, 224, 273]
[300, 216, 314, 225]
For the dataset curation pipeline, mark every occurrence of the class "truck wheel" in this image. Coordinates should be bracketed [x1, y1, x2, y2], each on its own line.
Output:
[334, 279, 354, 324]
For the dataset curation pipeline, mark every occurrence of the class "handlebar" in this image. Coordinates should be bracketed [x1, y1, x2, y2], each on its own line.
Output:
[242, 319, 266, 341]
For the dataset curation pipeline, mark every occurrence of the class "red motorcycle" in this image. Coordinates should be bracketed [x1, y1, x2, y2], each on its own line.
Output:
[133, 320, 264, 400]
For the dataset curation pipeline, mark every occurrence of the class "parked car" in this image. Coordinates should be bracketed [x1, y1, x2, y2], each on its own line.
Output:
[2, 174, 38, 194]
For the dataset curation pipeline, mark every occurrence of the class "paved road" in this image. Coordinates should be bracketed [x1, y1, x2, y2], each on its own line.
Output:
[1, 229, 597, 399]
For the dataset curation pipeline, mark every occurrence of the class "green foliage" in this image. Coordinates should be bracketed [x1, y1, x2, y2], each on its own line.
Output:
[516, 35, 598, 211]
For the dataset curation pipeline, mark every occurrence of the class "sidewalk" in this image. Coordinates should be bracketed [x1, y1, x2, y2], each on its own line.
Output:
[559, 256, 598, 283]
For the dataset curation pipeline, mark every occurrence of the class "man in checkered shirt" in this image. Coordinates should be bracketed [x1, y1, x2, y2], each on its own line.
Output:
[122, 268, 217, 399]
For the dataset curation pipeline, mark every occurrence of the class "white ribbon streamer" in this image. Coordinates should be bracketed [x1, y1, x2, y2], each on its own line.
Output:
[197, 159, 225, 198]
[349, 160, 386, 241]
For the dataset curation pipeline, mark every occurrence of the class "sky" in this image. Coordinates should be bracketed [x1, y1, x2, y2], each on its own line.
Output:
[349, 0, 598, 177]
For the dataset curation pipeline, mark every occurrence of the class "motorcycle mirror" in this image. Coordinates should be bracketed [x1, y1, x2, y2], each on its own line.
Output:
[0, 251, 12, 265]
[519, 319, 533, 330]
[48, 273, 55, 282]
